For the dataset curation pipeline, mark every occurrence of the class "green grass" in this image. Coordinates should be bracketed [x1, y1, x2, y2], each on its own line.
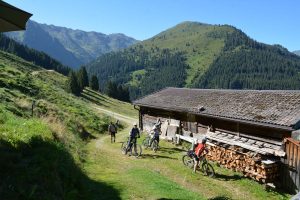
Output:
[82, 126, 291, 200]
[129, 69, 146, 87]
[82, 87, 138, 118]
[0, 107, 52, 147]
[126, 168, 204, 200]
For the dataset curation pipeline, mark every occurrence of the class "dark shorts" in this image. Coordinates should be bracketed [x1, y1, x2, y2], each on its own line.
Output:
[110, 132, 116, 137]
[192, 153, 199, 162]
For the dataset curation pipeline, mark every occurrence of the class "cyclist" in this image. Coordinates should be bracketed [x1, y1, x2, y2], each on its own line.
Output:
[108, 121, 117, 143]
[125, 122, 140, 155]
[193, 137, 207, 173]
[150, 124, 160, 147]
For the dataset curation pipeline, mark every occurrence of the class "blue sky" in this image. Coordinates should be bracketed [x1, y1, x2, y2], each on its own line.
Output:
[6, 0, 300, 51]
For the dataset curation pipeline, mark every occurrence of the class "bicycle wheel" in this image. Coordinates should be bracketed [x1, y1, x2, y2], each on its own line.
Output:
[201, 162, 215, 177]
[130, 144, 142, 158]
[151, 140, 158, 152]
[121, 142, 127, 154]
[142, 137, 150, 148]
[182, 155, 194, 168]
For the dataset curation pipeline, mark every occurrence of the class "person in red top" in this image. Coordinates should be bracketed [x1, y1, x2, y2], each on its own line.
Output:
[193, 137, 207, 173]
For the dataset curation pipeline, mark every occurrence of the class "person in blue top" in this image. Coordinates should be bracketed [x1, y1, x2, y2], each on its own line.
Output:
[125, 122, 140, 155]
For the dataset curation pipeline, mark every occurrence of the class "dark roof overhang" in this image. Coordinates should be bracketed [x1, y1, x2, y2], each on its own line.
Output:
[134, 103, 295, 132]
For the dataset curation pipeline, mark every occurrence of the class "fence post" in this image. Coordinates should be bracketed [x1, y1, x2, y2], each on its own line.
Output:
[31, 100, 36, 117]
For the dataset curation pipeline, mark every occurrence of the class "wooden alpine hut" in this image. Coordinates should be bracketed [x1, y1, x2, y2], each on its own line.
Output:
[133, 87, 300, 194]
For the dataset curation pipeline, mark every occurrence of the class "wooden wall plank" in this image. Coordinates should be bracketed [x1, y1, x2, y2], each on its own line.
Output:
[294, 145, 298, 188]
[295, 146, 300, 192]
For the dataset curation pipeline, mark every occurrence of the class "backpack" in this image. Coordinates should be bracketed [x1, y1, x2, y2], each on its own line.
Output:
[187, 150, 195, 157]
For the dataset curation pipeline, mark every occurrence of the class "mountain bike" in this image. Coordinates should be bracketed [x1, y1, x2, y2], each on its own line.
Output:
[182, 150, 215, 177]
[121, 137, 142, 158]
[142, 134, 159, 152]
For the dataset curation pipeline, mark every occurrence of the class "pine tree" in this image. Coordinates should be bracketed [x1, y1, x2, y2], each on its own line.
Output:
[68, 71, 81, 96]
[90, 75, 99, 91]
[121, 86, 130, 102]
[105, 80, 118, 98]
[77, 67, 89, 90]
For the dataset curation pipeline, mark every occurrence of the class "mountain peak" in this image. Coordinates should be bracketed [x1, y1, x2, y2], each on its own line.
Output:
[176, 21, 210, 26]
[5, 20, 138, 68]
[293, 50, 300, 56]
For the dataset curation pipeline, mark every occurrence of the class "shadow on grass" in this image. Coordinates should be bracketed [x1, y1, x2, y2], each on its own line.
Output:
[141, 153, 177, 160]
[214, 173, 242, 181]
[157, 198, 183, 200]
[84, 88, 109, 100]
[159, 147, 186, 154]
[77, 123, 97, 140]
[82, 90, 111, 104]
[0, 137, 121, 200]
[81, 93, 104, 106]
[208, 196, 232, 200]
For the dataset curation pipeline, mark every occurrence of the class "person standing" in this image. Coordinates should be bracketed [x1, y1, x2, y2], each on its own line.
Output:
[126, 122, 140, 155]
[150, 124, 160, 147]
[108, 121, 117, 143]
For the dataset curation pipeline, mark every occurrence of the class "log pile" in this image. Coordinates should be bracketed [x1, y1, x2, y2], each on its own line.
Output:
[206, 145, 279, 183]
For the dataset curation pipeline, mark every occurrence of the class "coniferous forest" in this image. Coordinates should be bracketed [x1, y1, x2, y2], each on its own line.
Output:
[0, 33, 71, 75]
[195, 29, 300, 89]
[86, 47, 187, 100]
[86, 25, 300, 101]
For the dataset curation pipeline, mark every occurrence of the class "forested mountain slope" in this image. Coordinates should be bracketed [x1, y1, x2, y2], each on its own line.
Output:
[0, 33, 70, 75]
[6, 20, 138, 68]
[196, 31, 300, 89]
[86, 21, 300, 100]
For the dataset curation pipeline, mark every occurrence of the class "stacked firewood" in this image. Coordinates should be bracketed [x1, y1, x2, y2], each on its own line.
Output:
[206, 145, 279, 183]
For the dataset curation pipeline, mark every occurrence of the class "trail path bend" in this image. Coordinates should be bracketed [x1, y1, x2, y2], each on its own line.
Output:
[93, 106, 136, 124]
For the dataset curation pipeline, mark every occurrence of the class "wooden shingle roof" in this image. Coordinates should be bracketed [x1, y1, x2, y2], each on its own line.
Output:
[133, 88, 300, 128]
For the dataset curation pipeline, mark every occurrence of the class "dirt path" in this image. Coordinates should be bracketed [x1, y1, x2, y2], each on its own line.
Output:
[93, 105, 136, 150]
[93, 106, 136, 124]
[31, 69, 55, 75]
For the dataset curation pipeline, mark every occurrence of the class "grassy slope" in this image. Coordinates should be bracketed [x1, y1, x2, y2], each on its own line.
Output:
[81, 87, 138, 118]
[133, 22, 233, 86]
[0, 50, 121, 199]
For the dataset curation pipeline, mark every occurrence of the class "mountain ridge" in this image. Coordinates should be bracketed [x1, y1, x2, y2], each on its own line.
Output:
[294, 50, 300, 56]
[6, 20, 138, 68]
[85, 21, 300, 100]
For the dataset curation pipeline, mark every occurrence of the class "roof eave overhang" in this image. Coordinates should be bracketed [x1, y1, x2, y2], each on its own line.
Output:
[134, 103, 295, 132]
